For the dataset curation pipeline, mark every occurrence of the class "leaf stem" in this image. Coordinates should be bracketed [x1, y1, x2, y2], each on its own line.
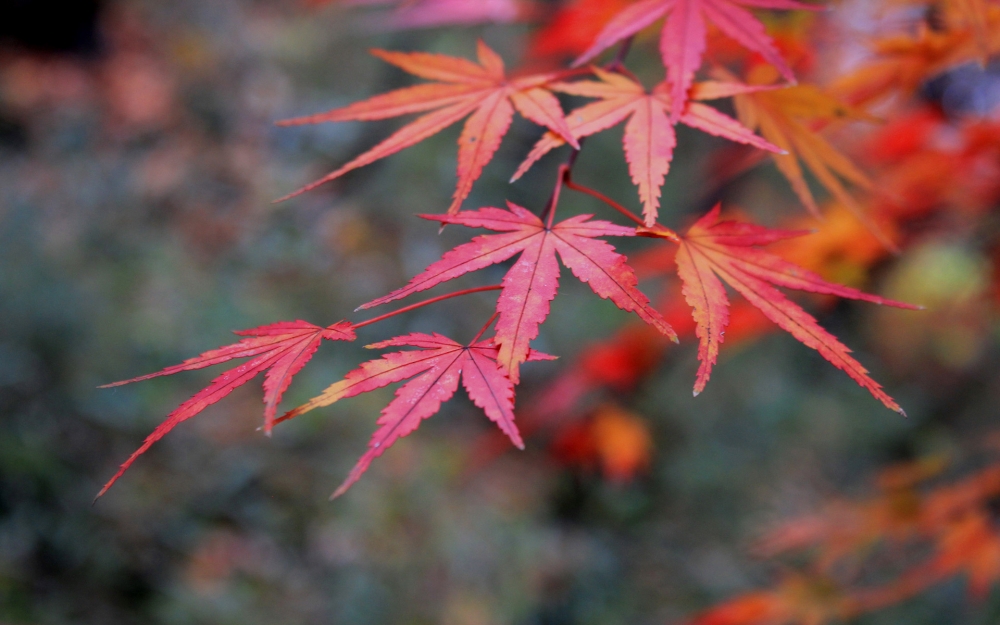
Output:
[539, 144, 584, 227]
[470, 311, 500, 344]
[353, 285, 503, 329]
[543, 165, 566, 228]
[562, 175, 645, 227]
[606, 37, 634, 73]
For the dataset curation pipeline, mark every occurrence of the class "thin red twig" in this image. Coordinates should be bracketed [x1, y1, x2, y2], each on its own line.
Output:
[353, 285, 503, 329]
[470, 311, 500, 344]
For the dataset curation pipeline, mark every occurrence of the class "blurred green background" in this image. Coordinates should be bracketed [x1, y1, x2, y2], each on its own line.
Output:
[1, 1, 998, 623]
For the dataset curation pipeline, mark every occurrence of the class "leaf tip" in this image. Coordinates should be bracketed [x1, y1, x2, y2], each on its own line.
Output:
[330, 482, 352, 500]
[272, 190, 301, 204]
[93, 480, 115, 503]
[692, 389, 700, 397]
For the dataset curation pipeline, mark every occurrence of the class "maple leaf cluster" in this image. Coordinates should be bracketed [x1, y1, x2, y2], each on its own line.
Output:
[106, 0, 1000, 504]
[680, 450, 1000, 625]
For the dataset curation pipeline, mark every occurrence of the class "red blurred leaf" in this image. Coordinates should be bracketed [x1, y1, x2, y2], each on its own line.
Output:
[528, 0, 633, 59]
[312, 0, 528, 30]
[552, 403, 652, 482]
[686, 575, 847, 625]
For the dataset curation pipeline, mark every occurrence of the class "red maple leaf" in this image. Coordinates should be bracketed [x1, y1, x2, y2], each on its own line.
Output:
[274, 333, 554, 498]
[96, 320, 356, 498]
[511, 69, 782, 224]
[356, 202, 677, 383]
[646, 204, 919, 411]
[573, 0, 822, 119]
[277, 41, 578, 212]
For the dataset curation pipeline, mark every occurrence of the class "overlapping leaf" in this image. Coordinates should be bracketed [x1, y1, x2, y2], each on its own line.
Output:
[651, 204, 918, 411]
[277, 41, 578, 213]
[275, 333, 554, 498]
[96, 320, 356, 498]
[832, 22, 999, 107]
[572, 0, 822, 118]
[730, 78, 870, 210]
[511, 69, 782, 224]
[357, 202, 677, 383]
[749, 459, 1000, 614]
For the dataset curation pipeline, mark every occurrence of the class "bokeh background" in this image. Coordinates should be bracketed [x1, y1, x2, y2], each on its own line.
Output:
[1, 1, 999, 623]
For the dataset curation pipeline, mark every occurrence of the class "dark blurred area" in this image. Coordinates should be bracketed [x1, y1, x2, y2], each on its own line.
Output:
[0, 1, 998, 624]
[0, 1, 103, 55]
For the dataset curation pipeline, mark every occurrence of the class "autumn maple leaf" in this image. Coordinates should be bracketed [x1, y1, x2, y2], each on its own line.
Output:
[856, 512, 1000, 605]
[356, 201, 677, 383]
[726, 70, 882, 222]
[96, 320, 356, 498]
[572, 0, 823, 120]
[644, 204, 918, 412]
[883, 465, 1000, 600]
[277, 41, 578, 213]
[274, 332, 554, 498]
[753, 460, 943, 570]
[511, 68, 783, 225]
